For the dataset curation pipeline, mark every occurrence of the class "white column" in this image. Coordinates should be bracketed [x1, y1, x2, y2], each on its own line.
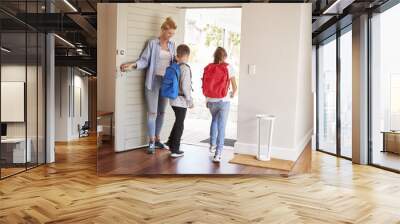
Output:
[352, 14, 369, 164]
[45, 0, 56, 163]
[46, 33, 55, 163]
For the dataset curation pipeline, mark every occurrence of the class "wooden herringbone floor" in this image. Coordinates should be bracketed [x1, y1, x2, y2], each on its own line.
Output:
[1, 135, 400, 224]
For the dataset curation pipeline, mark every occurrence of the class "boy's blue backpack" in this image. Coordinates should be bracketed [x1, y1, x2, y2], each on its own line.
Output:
[161, 63, 181, 99]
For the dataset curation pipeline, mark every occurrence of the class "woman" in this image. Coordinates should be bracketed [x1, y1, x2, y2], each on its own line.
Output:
[120, 17, 177, 154]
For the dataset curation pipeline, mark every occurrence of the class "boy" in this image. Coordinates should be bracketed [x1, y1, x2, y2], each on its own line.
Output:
[167, 44, 193, 158]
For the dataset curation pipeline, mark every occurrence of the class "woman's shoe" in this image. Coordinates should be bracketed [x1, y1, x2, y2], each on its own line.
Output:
[155, 141, 168, 149]
[147, 142, 155, 154]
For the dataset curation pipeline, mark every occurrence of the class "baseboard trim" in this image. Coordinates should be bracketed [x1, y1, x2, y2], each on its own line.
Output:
[296, 129, 313, 152]
[234, 142, 299, 161]
[234, 129, 313, 161]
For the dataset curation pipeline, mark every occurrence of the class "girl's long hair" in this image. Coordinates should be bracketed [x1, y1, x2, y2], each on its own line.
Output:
[213, 47, 227, 64]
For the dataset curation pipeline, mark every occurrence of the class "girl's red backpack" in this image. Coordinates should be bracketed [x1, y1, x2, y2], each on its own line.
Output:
[202, 63, 229, 98]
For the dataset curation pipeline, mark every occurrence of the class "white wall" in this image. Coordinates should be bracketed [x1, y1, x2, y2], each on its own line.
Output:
[234, 4, 312, 161]
[1, 65, 38, 138]
[55, 67, 89, 141]
[312, 45, 317, 150]
[294, 6, 313, 154]
[1, 65, 26, 138]
[1, 64, 46, 163]
[71, 73, 89, 138]
[55, 67, 70, 141]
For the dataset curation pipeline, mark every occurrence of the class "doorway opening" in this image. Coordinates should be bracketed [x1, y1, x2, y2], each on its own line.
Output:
[181, 8, 241, 149]
[54, 67, 95, 144]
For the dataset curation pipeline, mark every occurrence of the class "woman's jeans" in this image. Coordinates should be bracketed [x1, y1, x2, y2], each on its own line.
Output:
[145, 76, 167, 139]
[207, 101, 230, 153]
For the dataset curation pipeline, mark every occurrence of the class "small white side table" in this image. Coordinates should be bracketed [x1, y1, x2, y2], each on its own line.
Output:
[256, 114, 276, 161]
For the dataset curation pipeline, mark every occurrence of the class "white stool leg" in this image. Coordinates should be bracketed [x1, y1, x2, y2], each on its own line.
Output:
[256, 115, 275, 161]
[257, 117, 268, 161]
[266, 119, 275, 160]
[257, 117, 260, 160]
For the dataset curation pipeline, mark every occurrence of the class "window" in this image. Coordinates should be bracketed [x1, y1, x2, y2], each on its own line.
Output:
[317, 26, 353, 159]
[0, 1, 47, 179]
[340, 28, 352, 158]
[317, 36, 337, 155]
[370, 2, 400, 171]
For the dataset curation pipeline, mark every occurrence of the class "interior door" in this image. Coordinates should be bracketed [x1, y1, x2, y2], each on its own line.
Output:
[114, 4, 185, 152]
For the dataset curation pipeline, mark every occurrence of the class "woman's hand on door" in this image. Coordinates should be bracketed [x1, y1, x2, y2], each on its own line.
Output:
[120, 62, 136, 72]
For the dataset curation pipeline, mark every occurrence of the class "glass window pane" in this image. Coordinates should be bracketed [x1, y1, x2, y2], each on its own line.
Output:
[38, 33, 45, 165]
[318, 37, 337, 154]
[27, 31, 38, 169]
[0, 1, 46, 179]
[340, 29, 352, 158]
[371, 3, 400, 171]
[1, 31, 28, 178]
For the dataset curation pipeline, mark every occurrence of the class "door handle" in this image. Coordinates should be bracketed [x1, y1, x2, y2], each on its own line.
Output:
[116, 67, 125, 78]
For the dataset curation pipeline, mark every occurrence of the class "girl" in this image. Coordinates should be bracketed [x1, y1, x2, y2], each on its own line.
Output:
[120, 17, 177, 154]
[203, 47, 238, 162]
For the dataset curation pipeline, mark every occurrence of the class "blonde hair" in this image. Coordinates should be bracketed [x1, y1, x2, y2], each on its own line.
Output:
[161, 17, 177, 30]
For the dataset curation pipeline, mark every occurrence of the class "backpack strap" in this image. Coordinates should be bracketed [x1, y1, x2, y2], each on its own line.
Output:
[173, 63, 180, 80]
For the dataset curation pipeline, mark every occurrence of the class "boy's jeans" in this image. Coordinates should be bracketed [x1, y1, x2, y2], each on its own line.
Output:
[207, 101, 230, 153]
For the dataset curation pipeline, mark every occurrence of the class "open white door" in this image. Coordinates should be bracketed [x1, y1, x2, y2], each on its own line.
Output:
[114, 4, 185, 152]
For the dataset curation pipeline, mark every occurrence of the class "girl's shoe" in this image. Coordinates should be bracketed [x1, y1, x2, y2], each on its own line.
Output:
[212, 152, 221, 163]
[147, 142, 155, 154]
[209, 145, 217, 153]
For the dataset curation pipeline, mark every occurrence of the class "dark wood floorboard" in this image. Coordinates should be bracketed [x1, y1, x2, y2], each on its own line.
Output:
[97, 141, 311, 176]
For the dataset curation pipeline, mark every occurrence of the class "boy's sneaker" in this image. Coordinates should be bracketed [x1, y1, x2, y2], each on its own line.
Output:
[212, 152, 221, 163]
[155, 141, 168, 149]
[170, 150, 184, 158]
[147, 142, 155, 154]
[209, 145, 217, 153]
